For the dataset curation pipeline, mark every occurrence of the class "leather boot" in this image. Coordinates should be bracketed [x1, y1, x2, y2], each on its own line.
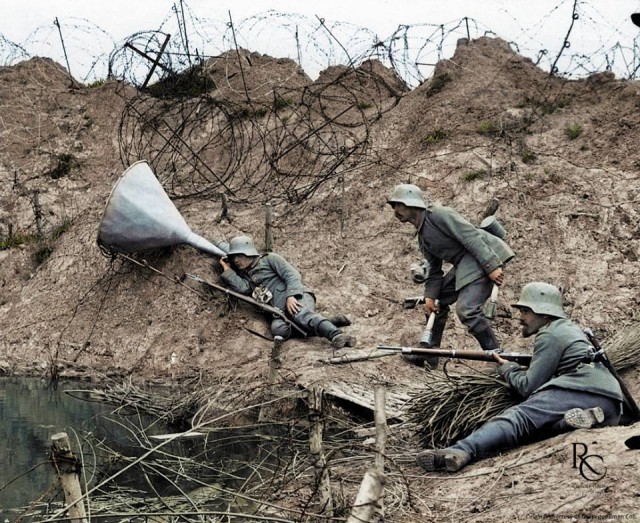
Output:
[564, 407, 605, 429]
[316, 319, 340, 340]
[331, 332, 357, 348]
[326, 314, 352, 327]
[471, 327, 500, 351]
[416, 448, 471, 472]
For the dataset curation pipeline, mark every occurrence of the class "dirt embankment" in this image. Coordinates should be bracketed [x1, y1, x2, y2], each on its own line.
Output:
[1, 37, 639, 521]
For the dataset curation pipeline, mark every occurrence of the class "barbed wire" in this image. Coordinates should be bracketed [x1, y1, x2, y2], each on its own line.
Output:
[2, 3, 640, 86]
[2, 1, 640, 220]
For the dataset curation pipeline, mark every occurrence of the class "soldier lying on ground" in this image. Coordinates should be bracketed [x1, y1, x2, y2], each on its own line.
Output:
[416, 282, 623, 473]
[387, 184, 515, 366]
[219, 235, 356, 349]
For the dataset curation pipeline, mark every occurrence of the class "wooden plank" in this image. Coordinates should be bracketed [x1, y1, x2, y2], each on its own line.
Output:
[319, 380, 412, 420]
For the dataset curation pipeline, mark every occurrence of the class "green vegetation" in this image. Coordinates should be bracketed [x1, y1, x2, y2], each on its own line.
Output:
[87, 78, 107, 88]
[0, 233, 32, 250]
[478, 120, 499, 135]
[1, 215, 73, 268]
[33, 246, 53, 265]
[422, 129, 447, 145]
[357, 102, 373, 110]
[522, 96, 570, 115]
[462, 169, 486, 182]
[565, 123, 583, 140]
[274, 97, 294, 111]
[425, 72, 451, 97]
[520, 148, 536, 164]
[48, 153, 79, 180]
[146, 67, 216, 98]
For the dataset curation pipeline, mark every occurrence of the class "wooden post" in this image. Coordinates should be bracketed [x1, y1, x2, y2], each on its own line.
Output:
[340, 174, 346, 234]
[51, 432, 87, 523]
[374, 386, 387, 474]
[309, 386, 333, 516]
[33, 190, 43, 238]
[346, 387, 387, 523]
[346, 470, 386, 523]
[264, 203, 273, 252]
[259, 336, 284, 422]
[216, 192, 230, 224]
[373, 386, 387, 521]
[267, 335, 283, 385]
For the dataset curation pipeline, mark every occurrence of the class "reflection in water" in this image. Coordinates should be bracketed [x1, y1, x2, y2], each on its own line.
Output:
[0, 377, 151, 519]
[0, 377, 290, 521]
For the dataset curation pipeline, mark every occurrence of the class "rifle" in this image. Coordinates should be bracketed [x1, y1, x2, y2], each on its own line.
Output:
[321, 345, 532, 365]
[403, 296, 425, 309]
[182, 273, 307, 337]
[583, 328, 640, 422]
[376, 345, 532, 365]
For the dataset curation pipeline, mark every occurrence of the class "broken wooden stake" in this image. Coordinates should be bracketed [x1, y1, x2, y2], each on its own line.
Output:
[264, 202, 273, 252]
[309, 386, 333, 517]
[346, 469, 386, 523]
[51, 432, 87, 523]
[267, 335, 284, 385]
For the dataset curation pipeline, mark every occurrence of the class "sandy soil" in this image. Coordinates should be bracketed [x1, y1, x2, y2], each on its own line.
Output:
[1, 38, 639, 521]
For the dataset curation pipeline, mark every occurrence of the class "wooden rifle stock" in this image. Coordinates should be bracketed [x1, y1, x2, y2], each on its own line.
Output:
[375, 345, 532, 365]
[182, 273, 307, 337]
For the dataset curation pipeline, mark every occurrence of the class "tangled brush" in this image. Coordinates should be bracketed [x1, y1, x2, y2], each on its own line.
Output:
[407, 322, 640, 448]
[406, 365, 520, 448]
[605, 322, 640, 372]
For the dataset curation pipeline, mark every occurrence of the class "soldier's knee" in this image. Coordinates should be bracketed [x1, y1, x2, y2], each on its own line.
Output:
[271, 322, 292, 339]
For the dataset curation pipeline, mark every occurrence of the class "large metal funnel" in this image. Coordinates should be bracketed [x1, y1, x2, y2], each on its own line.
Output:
[97, 161, 228, 257]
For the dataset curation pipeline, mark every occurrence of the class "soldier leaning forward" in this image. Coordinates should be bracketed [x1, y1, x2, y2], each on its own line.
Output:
[388, 184, 514, 356]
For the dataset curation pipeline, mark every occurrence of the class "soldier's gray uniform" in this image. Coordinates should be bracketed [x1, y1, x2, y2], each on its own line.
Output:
[221, 253, 341, 341]
[449, 319, 623, 460]
[418, 206, 515, 350]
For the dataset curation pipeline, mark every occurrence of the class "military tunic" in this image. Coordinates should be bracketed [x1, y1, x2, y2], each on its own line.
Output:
[221, 253, 340, 340]
[418, 206, 514, 296]
[448, 318, 623, 461]
[415, 206, 515, 350]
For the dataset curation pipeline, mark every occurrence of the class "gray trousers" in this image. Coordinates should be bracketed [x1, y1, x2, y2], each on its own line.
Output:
[451, 387, 622, 461]
[429, 270, 498, 350]
[271, 292, 340, 341]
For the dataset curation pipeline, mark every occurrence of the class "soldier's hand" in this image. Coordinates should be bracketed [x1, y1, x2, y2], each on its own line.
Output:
[424, 298, 439, 315]
[492, 352, 507, 365]
[220, 257, 231, 271]
[286, 296, 303, 316]
[488, 267, 504, 285]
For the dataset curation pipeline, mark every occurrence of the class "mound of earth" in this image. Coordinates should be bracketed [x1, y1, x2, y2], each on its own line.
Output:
[1, 36, 639, 522]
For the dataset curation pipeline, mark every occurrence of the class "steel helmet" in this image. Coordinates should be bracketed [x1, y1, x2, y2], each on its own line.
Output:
[387, 184, 427, 209]
[227, 235, 259, 257]
[512, 282, 566, 318]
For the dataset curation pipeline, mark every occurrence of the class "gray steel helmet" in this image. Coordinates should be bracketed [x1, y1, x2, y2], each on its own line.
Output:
[227, 235, 259, 257]
[512, 282, 566, 318]
[387, 184, 427, 209]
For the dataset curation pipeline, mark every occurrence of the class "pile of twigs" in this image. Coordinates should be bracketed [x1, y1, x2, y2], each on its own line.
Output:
[406, 366, 518, 448]
[407, 321, 640, 449]
[606, 321, 640, 372]
[66, 380, 203, 426]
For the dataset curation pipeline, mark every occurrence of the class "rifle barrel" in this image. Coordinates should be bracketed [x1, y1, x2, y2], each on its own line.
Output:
[376, 345, 532, 365]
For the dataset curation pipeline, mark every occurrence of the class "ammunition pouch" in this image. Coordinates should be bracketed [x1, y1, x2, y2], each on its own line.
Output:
[252, 285, 273, 304]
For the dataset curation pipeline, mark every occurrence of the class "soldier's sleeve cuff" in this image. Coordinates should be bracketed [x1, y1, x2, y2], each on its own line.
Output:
[483, 258, 502, 274]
